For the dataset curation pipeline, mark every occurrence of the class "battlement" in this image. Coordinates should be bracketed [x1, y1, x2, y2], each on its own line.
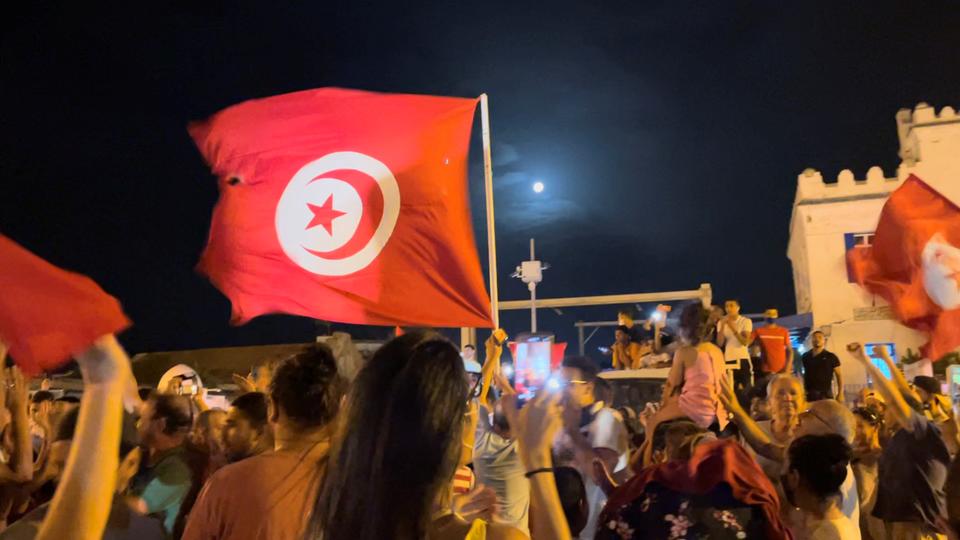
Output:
[794, 166, 901, 205]
[898, 103, 960, 164]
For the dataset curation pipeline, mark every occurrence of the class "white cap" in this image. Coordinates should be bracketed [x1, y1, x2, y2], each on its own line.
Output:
[157, 364, 203, 392]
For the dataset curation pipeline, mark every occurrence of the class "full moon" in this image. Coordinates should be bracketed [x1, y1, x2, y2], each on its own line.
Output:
[532, 181, 545, 193]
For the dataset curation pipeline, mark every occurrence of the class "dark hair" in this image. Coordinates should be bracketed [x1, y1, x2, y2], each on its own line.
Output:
[788, 434, 851, 499]
[149, 393, 195, 435]
[31, 391, 55, 404]
[56, 407, 139, 458]
[561, 356, 599, 384]
[615, 325, 632, 336]
[54, 396, 80, 404]
[232, 392, 269, 430]
[724, 299, 740, 306]
[463, 344, 476, 351]
[852, 406, 882, 427]
[679, 303, 711, 344]
[554, 466, 589, 536]
[811, 330, 825, 337]
[270, 344, 344, 428]
[138, 387, 153, 401]
[308, 331, 468, 540]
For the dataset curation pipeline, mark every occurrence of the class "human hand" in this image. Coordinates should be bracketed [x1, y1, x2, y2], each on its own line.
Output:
[846, 343, 870, 364]
[639, 402, 659, 430]
[450, 484, 497, 522]
[75, 335, 132, 388]
[485, 329, 507, 357]
[501, 391, 562, 470]
[6, 367, 28, 412]
[592, 459, 618, 497]
[718, 375, 745, 416]
[232, 373, 257, 393]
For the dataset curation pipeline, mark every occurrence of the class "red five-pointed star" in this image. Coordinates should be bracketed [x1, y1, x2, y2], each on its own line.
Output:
[306, 196, 346, 235]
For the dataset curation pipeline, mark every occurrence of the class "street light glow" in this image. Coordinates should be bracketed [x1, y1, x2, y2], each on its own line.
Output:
[532, 181, 545, 193]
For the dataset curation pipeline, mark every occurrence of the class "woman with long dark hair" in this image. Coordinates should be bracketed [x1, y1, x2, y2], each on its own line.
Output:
[306, 331, 526, 540]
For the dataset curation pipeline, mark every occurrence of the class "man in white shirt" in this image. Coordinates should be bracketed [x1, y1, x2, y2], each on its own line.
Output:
[473, 374, 529, 536]
[716, 299, 753, 404]
[553, 356, 629, 540]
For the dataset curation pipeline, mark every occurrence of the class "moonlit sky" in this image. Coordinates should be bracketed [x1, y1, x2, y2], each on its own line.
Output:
[2, 1, 959, 353]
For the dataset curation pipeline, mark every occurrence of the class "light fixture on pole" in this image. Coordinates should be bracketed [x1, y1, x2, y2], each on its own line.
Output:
[511, 238, 548, 332]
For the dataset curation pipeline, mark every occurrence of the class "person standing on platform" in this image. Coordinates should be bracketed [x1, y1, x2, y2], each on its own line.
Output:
[802, 330, 843, 403]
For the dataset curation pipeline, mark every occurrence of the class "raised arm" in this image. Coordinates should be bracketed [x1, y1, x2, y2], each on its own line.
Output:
[501, 391, 571, 540]
[718, 375, 785, 462]
[477, 329, 507, 410]
[7, 367, 32, 484]
[874, 345, 919, 404]
[36, 335, 132, 540]
[847, 343, 915, 431]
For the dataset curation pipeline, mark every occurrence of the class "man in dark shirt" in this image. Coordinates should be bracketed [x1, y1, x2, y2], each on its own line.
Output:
[801, 331, 843, 402]
[849, 342, 950, 538]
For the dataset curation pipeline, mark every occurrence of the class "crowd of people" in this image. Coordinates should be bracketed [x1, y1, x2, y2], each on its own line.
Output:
[1, 300, 960, 539]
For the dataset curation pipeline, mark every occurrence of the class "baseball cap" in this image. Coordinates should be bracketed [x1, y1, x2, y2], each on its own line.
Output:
[913, 375, 943, 396]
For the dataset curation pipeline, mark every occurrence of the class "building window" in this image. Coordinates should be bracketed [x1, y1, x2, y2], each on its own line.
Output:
[845, 232, 876, 282]
[865, 342, 896, 380]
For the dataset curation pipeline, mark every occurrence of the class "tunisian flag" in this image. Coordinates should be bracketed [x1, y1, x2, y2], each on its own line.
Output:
[848, 175, 960, 359]
[0, 235, 131, 375]
[189, 88, 493, 327]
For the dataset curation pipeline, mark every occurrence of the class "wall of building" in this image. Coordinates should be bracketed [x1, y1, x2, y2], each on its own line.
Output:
[788, 103, 959, 391]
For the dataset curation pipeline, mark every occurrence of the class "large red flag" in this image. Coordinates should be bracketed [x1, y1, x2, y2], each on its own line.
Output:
[189, 88, 493, 327]
[0, 235, 131, 375]
[848, 175, 960, 359]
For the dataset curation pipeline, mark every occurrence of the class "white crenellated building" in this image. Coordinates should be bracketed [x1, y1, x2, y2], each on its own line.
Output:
[788, 103, 960, 391]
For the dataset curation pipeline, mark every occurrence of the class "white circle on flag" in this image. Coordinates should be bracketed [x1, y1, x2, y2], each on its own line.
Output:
[275, 152, 401, 276]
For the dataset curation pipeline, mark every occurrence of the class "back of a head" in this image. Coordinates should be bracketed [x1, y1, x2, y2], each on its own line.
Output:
[196, 409, 225, 431]
[561, 355, 599, 383]
[788, 434, 851, 499]
[311, 331, 468, 540]
[32, 390, 55, 404]
[805, 400, 856, 444]
[150, 393, 195, 436]
[232, 392, 269, 429]
[57, 407, 139, 458]
[679, 303, 710, 344]
[269, 344, 344, 429]
[554, 466, 589, 536]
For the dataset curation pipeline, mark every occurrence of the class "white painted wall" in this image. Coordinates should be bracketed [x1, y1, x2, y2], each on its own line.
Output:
[788, 103, 959, 391]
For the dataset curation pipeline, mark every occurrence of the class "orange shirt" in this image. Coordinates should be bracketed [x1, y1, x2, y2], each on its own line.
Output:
[182, 442, 328, 540]
[752, 325, 791, 373]
[612, 342, 647, 369]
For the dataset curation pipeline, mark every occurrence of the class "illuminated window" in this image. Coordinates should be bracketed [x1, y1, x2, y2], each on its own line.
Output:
[865, 342, 896, 380]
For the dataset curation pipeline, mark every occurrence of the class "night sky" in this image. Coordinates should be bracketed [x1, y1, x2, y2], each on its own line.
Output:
[3, 1, 959, 355]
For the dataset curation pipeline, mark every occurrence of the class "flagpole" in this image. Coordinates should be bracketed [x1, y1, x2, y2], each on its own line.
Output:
[480, 93, 500, 329]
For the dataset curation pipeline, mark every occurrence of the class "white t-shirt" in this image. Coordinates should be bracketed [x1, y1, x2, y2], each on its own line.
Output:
[796, 512, 862, 540]
[553, 402, 629, 540]
[717, 316, 752, 363]
[474, 405, 529, 537]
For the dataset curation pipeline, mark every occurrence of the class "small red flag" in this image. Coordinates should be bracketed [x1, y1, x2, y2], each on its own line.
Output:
[189, 88, 492, 328]
[848, 175, 960, 359]
[0, 235, 131, 375]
